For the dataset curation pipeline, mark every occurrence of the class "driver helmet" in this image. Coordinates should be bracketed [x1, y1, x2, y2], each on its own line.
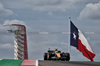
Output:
[55, 48, 58, 51]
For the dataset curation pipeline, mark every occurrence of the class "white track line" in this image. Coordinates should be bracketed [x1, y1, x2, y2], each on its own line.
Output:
[36, 60, 38, 66]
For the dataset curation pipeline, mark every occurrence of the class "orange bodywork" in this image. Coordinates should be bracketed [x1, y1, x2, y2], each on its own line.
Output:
[56, 53, 61, 57]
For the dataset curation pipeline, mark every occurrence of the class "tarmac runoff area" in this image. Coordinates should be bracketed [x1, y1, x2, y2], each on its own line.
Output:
[38, 60, 100, 66]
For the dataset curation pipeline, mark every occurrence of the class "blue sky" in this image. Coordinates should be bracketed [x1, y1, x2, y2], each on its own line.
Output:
[0, 0, 100, 61]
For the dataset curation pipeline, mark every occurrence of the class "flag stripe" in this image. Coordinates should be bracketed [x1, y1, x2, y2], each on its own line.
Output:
[78, 30, 94, 53]
[78, 39, 95, 62]
[70, 21, 79, 48]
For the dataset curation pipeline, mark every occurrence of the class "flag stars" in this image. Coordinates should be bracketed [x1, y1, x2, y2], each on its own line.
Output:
[73, 32, 76, 40]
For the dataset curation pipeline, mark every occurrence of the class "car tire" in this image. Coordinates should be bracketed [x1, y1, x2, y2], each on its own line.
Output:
[65, 53, 70, 61]
[47, 53, 52, 60]
[44, 53, 47, 60]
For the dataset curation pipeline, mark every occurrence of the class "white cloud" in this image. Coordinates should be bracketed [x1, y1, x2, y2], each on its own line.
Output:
[47, 12, 53, 16]
[78, 2, 100, 20]
[0, 23, 9, 33]
[0, 43, 13, 49]
[3, 19, 25, 25]
[0, 2, 13, 16]
[2, 0, 95, 12]
[20, 0, 82, 11]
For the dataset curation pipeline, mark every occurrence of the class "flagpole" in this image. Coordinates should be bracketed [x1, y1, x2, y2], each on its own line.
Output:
[68, 17, 71, 53]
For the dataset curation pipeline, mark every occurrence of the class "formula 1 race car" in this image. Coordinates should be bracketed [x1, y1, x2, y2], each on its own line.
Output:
[44, 49, 70, 61]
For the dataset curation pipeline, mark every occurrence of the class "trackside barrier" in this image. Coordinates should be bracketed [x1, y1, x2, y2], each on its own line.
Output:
[0, 59, 38, 66]
[21, 60, 38, 66]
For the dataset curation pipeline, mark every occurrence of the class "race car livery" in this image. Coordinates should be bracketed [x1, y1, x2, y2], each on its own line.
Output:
[44, 49, 70, 61]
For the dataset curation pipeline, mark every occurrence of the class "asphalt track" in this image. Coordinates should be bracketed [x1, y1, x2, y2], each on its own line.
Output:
[39, 61, 100, 66]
